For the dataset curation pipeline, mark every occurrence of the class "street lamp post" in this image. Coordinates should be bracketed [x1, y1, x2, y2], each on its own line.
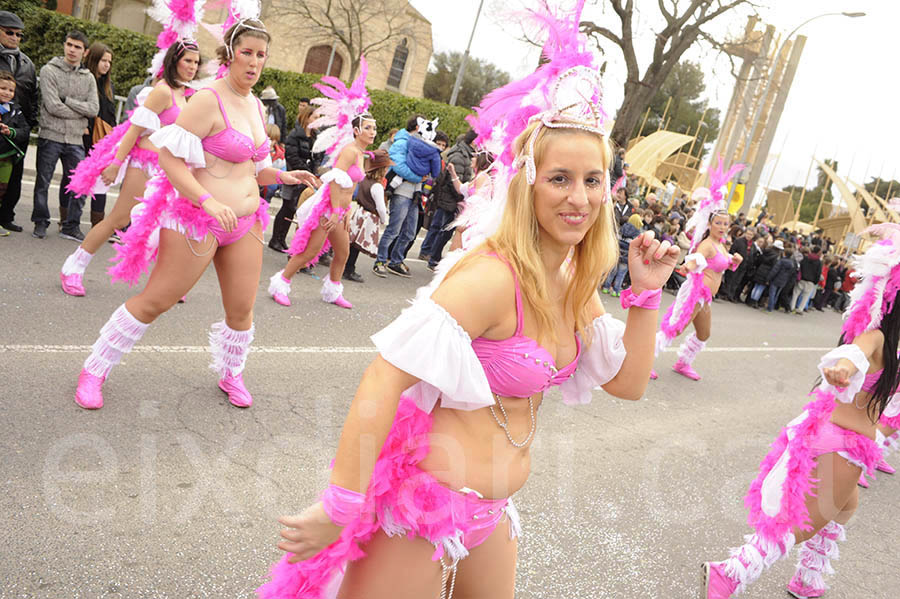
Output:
[727, 11, 865, 212]
[449, 0, 485, 106]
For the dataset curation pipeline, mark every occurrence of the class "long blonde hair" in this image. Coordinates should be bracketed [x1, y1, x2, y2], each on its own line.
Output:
[452, 121, 618, 345]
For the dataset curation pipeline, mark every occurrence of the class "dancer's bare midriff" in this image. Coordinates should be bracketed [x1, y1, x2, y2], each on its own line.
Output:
[420, 394, 543, 500]
[194, 158, 262, 217]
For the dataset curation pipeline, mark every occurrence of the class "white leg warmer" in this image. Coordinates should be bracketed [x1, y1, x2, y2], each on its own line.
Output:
[793, 522, 845, 591]
[209, 321, 254, 378]
[268, 270, 291, 296]
[677, 332, 706, 365]
[83, 304, 149, 378]
[722, 532, 795, 595]
[61, 247, 94, 275]
[321, 278, 343, 303]
[883, 431, 900, 456]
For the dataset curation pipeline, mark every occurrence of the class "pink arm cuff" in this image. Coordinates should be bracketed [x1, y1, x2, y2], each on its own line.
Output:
[321, 484, 365, 527]
[620, 287, 662, 310]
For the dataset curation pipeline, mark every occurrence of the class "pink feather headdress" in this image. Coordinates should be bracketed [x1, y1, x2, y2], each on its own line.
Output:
[309, 56, 372, 168]
[146, 0, 206, 78]
[449, 1, 608, 253]
[468, 0, 605, 180]
[684, 155, 744, 252]
[842, 198, 900, 341]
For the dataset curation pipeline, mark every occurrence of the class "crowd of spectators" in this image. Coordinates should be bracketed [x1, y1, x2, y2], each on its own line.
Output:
[608, 174, 856, 315]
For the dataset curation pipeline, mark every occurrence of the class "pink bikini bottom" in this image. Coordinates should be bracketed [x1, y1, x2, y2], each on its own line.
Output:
[257, 397, 521, 599]
[159, 200, 268, 247]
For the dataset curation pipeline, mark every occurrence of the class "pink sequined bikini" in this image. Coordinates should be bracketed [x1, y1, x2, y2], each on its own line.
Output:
[472, 253, 581, 397]
[706, 248, 732, 273]
[201, 88, 270, 164]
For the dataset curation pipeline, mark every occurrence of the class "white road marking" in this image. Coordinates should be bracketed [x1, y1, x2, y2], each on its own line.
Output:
[0, 344, 833, 354]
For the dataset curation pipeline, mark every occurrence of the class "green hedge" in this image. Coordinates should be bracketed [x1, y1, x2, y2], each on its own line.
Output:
[253, 70, 473, 146]
[8, 0, 472, 144]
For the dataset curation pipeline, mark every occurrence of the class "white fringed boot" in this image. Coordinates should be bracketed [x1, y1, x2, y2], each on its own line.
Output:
[786, 522, 845, 598]
[673, 332, 706, 381]
[321, 278, 352, 309]
[703, 532, 796, 598]
[76, 304, 149, 409]
[209, 321, 255, 407]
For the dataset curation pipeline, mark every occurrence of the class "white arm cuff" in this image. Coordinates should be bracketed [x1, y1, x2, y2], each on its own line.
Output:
[371, 297, 495, 413]
[129, 105, 161, 133]
[255, 154, 273, 175]
[685, 253, 708, 272]
[817, 344, 870, 403]
[321, 167, 353, 189]
[149, 125, 206, 168]
[559, 315, 627, 406]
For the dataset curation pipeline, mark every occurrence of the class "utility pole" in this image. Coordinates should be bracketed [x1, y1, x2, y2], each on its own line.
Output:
[449, 0, 485, 106]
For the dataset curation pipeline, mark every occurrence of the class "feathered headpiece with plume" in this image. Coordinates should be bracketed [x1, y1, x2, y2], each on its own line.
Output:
[309, 56, 372, 168]
[842, 198, 900, 341]
[683, 155, 744, 252]
[146, 0, 206, 78]
[451, 0, 608, 252]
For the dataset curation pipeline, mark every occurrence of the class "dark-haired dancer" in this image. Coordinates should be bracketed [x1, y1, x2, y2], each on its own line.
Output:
[703, 220, 900, 598]
[72, 17, 317, 410]
[61, 39, 200, 296]
[268, 58, 374, 310]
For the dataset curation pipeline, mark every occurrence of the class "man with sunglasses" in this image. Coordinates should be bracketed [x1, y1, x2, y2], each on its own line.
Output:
[0, 11, 36, 233]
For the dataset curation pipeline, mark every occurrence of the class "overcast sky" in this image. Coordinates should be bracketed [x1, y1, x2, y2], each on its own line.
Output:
[409, 0, 900, 206]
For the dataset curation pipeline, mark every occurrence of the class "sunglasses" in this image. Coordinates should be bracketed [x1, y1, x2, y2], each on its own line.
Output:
[3, 30, 24, 39]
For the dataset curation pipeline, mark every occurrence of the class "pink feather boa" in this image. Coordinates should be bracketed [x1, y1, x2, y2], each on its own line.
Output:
[257, 397, 512, 599]
[659, 271, 711, 342]
[108, 174, 270, 285]
[880, 412, 900, 430]
[744, 390, 882, 544]
[66, 120, 133, 199]
[286, 185, 347, 265]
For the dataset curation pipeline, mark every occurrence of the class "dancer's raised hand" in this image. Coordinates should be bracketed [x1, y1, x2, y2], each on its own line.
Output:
[823, 361, 855, 388]
[277, 502, 343, 563]
[627, 231, 679, 292]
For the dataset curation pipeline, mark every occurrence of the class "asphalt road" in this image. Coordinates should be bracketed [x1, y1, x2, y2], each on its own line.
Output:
[1, 180, 897, 598]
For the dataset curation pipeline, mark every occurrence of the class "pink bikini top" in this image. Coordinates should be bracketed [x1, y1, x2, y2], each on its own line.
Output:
[156, 86, 181, 127]
[707, 249, 732, 273]
[347, 163, 365, 183]
[470, 254, 581, 399]
[862, 369, 883, 393]
[201, 88, 270, 164]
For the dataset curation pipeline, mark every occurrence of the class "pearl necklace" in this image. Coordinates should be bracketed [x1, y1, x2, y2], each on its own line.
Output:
[489, 393, 536, 448]
[223, 76, 251, 99]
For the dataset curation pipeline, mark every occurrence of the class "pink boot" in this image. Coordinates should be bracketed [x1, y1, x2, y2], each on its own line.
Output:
[673, 359, 701, 381]
[786, 522, 844, 599]
[673, 333, 705, 381]
[218, 373, 253, 408]
[787, 572, 825, 598]
[60, 272, 86, 296]
[77, 304, 149, 409]
[209, 321, 255, 408]
[875, 457, 895, 474]
[649, 369, 658, 380]
[702, 562, 737, 599]
[268, 270, 292, 307]
[75, 370, 105, 409]
[857, 472, 869, 488]
[705, 532, 796, 597]
[60, 247, 93, 296]
[321, 278, 351, 309]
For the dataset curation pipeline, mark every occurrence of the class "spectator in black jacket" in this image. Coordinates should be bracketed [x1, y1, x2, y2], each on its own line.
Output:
[260, 86, 287, 139]
[612, 187, 632, 226]
[765, 242, 797, 312]
[601, 213, 641, 296]
[0, 70, 30, 220]
[723, 227, 754, 301]
[269, 104, 319, 252]
[790, 245, 822, 314]
[747, 240, 778, 307]
[0, 11, 37, 232]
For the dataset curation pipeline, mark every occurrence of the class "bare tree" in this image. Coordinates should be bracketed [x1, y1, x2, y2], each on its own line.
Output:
[580, 0, 757, 147]
[268, 0, 423, 80]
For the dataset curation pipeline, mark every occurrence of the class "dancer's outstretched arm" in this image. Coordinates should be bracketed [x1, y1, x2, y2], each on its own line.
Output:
[602, 231, 679, 400]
